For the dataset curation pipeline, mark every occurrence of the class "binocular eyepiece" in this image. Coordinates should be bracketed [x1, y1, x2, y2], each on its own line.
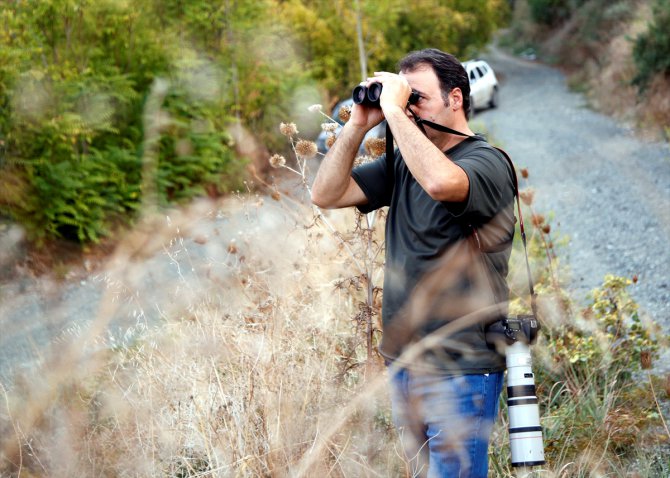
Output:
[352, 83, 420, 108]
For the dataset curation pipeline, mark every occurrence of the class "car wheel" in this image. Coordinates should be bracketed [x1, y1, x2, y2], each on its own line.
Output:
[489, 87, 499, 109]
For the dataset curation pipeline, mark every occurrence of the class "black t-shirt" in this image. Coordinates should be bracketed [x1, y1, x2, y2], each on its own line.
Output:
[351, 135, 515, 373]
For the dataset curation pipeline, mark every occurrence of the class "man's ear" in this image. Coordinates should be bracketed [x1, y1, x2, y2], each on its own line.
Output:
[450, 88, 463, 111]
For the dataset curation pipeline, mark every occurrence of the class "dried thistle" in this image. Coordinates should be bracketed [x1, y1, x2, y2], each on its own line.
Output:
[269, 154, 286, 168]
[295, 139, 318, 159]
[519, 189, 535, 206]
[308, 104, 322, 112]
[280, 122, 298, 137]
[542, 224, 551, 234]
[353, 155, 373, 167]
[632, 274, 639, 283]
[326, 133, 337, 149]
[364, 137, 386, 157]
[227, 239, 238, 254]
[321, 122, 339, 133]
[640, 350, 652, 369]
[338, 105, 351, 123]
[520, 168, 529, 179]
[531, 214, 545, 227]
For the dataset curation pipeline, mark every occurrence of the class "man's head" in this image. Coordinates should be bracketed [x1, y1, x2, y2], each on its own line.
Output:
[398, 48, 471, 120]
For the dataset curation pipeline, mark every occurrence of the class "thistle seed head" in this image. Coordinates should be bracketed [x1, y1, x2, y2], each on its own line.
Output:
[521, 168, 529, 179]
[326, 133, 337, 149]
[308, 104, 322, 112]
[531, 214, 545, 227]
[269, 154, 286, 168]
[321, 122, 339, 133]
[280, 122, 298, 137]
[364, 137, 386, 157]
[338, 105, 351, 122]
[295, 140, 318, 159]
[520, 189, 535, 206]
[227, 239, 238, 254]
[542, 224, 551, 234]
[354, 155, 373, 167]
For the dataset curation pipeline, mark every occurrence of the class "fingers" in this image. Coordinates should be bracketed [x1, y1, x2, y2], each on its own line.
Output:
[365, 71, 396, 85]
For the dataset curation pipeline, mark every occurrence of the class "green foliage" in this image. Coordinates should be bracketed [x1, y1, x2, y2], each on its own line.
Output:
[527, 0, 573, 26]
[633, 0, 670, 90]
[155, 85, 242, 203]
[0, 0, 245, 244]
[544, 275, 659, 386]
[1, 0, 508, 244]
[532, 275, 664, 470]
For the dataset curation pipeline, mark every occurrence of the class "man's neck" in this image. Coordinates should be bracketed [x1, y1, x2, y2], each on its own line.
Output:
[435, 121, 474, 151]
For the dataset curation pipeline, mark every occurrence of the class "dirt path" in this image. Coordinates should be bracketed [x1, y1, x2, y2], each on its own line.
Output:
[475, 47, 670, 334]
[1, 47, 669, 382]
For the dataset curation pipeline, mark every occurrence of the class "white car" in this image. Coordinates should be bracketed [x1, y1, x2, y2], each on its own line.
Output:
[463, 60, 499, 115]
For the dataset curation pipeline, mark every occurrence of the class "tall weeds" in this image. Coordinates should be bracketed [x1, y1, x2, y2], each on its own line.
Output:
[1, 110, 667, 477]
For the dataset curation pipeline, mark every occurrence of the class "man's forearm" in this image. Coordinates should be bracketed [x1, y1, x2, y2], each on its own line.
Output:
[311, 122, 366, 208]
[384, 107, 469, 202]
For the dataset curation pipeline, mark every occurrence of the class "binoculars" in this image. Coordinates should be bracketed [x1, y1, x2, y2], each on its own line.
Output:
[352, 83, 421, 108]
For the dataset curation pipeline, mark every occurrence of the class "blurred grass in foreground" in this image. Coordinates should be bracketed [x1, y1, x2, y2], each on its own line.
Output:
[1, 114, 668, 477]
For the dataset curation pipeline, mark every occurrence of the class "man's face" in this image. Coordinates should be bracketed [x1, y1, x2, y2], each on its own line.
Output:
[400, 65, 461, 141]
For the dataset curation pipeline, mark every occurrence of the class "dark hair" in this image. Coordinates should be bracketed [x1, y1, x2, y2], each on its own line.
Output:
[398, 48, 471, 119]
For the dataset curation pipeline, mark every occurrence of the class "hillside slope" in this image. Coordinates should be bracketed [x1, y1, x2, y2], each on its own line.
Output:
[504, 0, 669, 141]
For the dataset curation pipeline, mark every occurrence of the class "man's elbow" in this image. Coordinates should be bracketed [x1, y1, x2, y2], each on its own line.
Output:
[425, 179, 468, 202]
[310, 189, 334, 209]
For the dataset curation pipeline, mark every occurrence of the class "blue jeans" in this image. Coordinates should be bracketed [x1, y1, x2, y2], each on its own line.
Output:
[388, 367, 504, 478]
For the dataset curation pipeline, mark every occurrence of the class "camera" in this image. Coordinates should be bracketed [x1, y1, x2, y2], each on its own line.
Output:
[485, 315, 540, 347]
[352, 83, 421, 108]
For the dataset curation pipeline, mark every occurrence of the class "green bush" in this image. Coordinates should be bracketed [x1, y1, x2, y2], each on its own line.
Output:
[527, 0, 572, 26]
[0, 0, 245, 244]
[155, 86, 242, 203]
[0, 0, 508, 245]
[633, 0, 670, 89]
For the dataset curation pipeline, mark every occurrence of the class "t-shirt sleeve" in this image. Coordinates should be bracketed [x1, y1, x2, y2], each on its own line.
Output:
[351, 153, 394, 214]
[446, 145, 513, 219]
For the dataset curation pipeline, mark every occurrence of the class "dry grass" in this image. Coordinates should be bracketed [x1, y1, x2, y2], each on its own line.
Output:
[0, 193, 403, 477]
[1, 107, 668, 477]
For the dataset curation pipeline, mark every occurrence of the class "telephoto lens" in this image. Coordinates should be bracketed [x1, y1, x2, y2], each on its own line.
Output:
[506, 339, 546, 468]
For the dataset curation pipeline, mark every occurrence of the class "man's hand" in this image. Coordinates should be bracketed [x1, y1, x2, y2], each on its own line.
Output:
[349, 89, 385, 131]
[370, 72, 412, 113]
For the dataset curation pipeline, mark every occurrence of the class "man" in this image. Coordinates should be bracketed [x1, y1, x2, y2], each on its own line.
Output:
[311, 48, 515, 477]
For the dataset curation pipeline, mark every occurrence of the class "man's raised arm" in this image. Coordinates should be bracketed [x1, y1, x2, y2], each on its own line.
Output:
[311, 104, 382, 209]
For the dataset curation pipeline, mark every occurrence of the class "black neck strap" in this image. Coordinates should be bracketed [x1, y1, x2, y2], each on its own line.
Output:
[384, 108, 537, 314]
[407, 106, 471, 138]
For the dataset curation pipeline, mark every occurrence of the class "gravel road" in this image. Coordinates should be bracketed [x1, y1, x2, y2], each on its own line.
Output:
[475, 48, 670, 331]
[1, 46, 669, 383]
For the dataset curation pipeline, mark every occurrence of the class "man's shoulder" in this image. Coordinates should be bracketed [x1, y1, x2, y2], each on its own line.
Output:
[449, 136, 496, 158]
[454, 137, 511, 174]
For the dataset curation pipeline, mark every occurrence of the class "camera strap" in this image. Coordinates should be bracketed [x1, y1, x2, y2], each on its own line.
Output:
[384, 107, 537, 314]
